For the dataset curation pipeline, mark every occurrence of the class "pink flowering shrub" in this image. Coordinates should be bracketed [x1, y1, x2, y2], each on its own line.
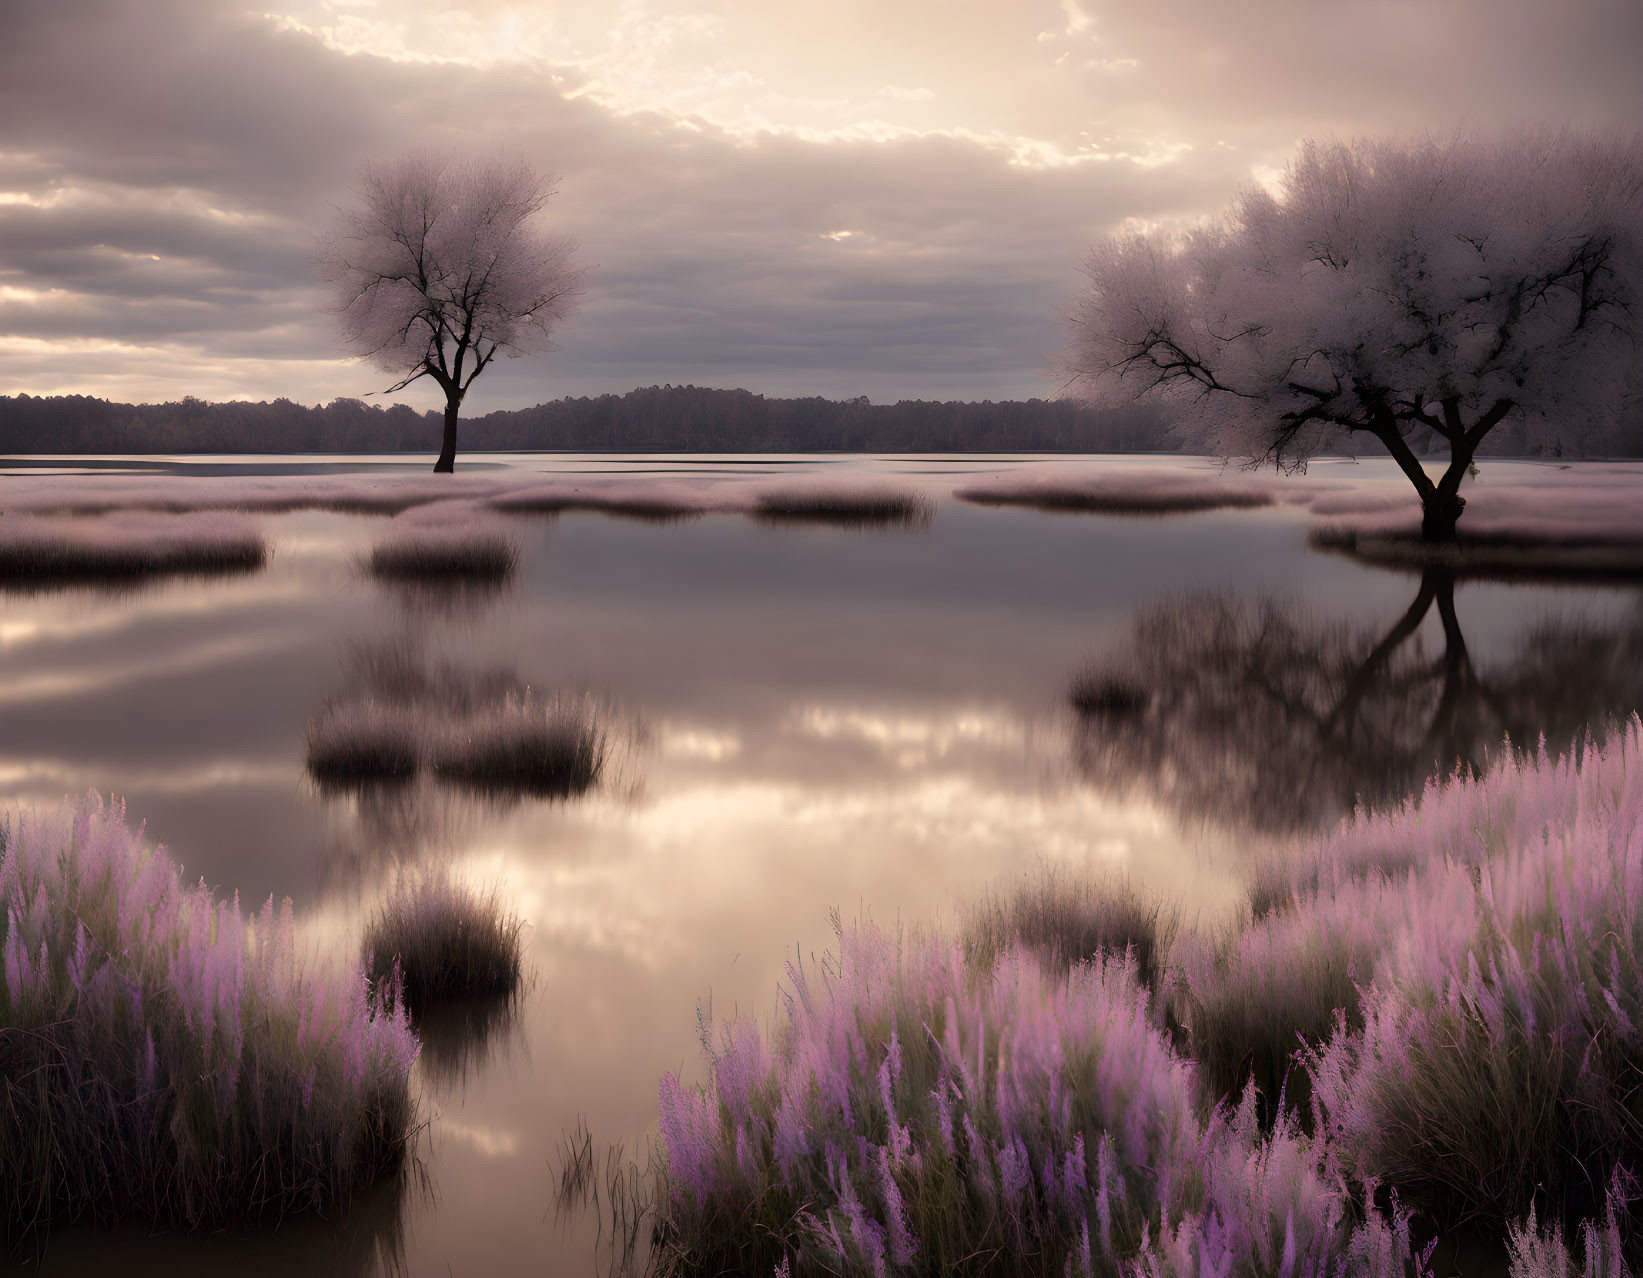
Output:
[653, 919, 1428, 1276]
[0, 794, 418, 1238]
[1251, 732, 1616, 913]
[649, 723, 1643, 1271]
[1131, 1093, 1432, 1278]
[1305, 717, 1643, 1255]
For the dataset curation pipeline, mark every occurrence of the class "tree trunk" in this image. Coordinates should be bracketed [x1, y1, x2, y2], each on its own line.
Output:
[1422, 445, 1475, 542]
[1420, 490, 1465, 541]
[434, 396, 459, 473]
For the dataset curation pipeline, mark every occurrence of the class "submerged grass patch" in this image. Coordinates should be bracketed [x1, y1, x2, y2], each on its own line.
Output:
[305, 645, 608, 800]
[0, 794, 418, 1241]
[0, 511, 267, 586]
[751, 485, 934, 529]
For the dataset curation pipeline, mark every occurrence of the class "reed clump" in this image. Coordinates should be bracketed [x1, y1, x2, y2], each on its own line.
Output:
[430, 692, 606, 798]
[306, 700, 421, 785]
[0, 794, 419, 1242]
[362, 869, 523, 1008]
[0, 511, 267, 586]
[963, 866, 1176, 993]
[364, 503, 519, 581]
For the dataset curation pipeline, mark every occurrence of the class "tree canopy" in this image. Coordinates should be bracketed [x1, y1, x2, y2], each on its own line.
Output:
[1065, 130, 1643, 538]
[318, 152, 584, 472]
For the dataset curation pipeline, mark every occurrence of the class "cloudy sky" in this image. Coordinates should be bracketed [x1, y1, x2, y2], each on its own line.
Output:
[2, 0, 1639, 412]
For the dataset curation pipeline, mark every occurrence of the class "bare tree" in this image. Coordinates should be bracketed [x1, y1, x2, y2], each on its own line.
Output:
[1065, 130, 1643, 539]
[319, 152, 584, 473]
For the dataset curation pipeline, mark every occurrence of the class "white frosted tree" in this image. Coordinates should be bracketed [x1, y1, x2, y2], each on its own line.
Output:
[1066, 131, 1643, 539]
[319, 152, 584, 473]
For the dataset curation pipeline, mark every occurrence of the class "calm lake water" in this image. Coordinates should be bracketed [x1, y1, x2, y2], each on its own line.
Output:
[2, 453, 1639, 1276]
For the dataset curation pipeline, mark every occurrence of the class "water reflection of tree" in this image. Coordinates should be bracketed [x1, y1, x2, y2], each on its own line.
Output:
[1072, 568, 1643, 833]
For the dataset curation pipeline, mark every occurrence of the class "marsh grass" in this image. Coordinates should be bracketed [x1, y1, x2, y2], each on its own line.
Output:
[956, 474, 1274, 516]
[1168, 893, 1391, 1127]
[751, 486, 934, 529]
[365, 502, 520, 581]
[1507, 1174, 1635, 1278]
[553, 1118, 658, 1278]
[363, 869, 523, 1008]
[0, 794, 418, 1242]
[963, 866, 1177, 993]
[646, 723, 1643, 1273]
[0, 511, 267, 587]
[306, 700, 422, 785]
[430, 692, 607, 798]
[654, 923, 1199, 1275]
[651, 915, 1430, 1277]
[489, 491, 712, 524]
[1245, 718, 1643, 1258]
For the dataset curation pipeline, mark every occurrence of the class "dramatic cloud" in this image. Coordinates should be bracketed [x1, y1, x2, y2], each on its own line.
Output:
[1, 0, 1638, 412]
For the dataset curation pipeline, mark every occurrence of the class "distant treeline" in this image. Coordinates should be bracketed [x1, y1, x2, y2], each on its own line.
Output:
[0, 387, 1171, 454]
[4, 386, 1638, 456]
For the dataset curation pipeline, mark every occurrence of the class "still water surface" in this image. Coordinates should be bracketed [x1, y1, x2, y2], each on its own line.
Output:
[2, 454, 1638, 1275]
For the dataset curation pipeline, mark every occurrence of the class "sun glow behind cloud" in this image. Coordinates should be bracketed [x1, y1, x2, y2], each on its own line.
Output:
[262, 0, 1193, 170]
[3, 0, 1637, 406]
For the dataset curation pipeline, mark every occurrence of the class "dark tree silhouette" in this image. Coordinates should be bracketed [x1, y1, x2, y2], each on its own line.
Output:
[1065, 131, 1643, 539]
[1072, 575, 1643, 833]
[318, 152, 584, 472]
[0, 390, 1171, 455]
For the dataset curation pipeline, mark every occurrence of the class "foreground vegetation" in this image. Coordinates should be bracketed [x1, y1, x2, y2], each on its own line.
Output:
[652, 718, 1643, 1274]
[0, 794, 419, 1241]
